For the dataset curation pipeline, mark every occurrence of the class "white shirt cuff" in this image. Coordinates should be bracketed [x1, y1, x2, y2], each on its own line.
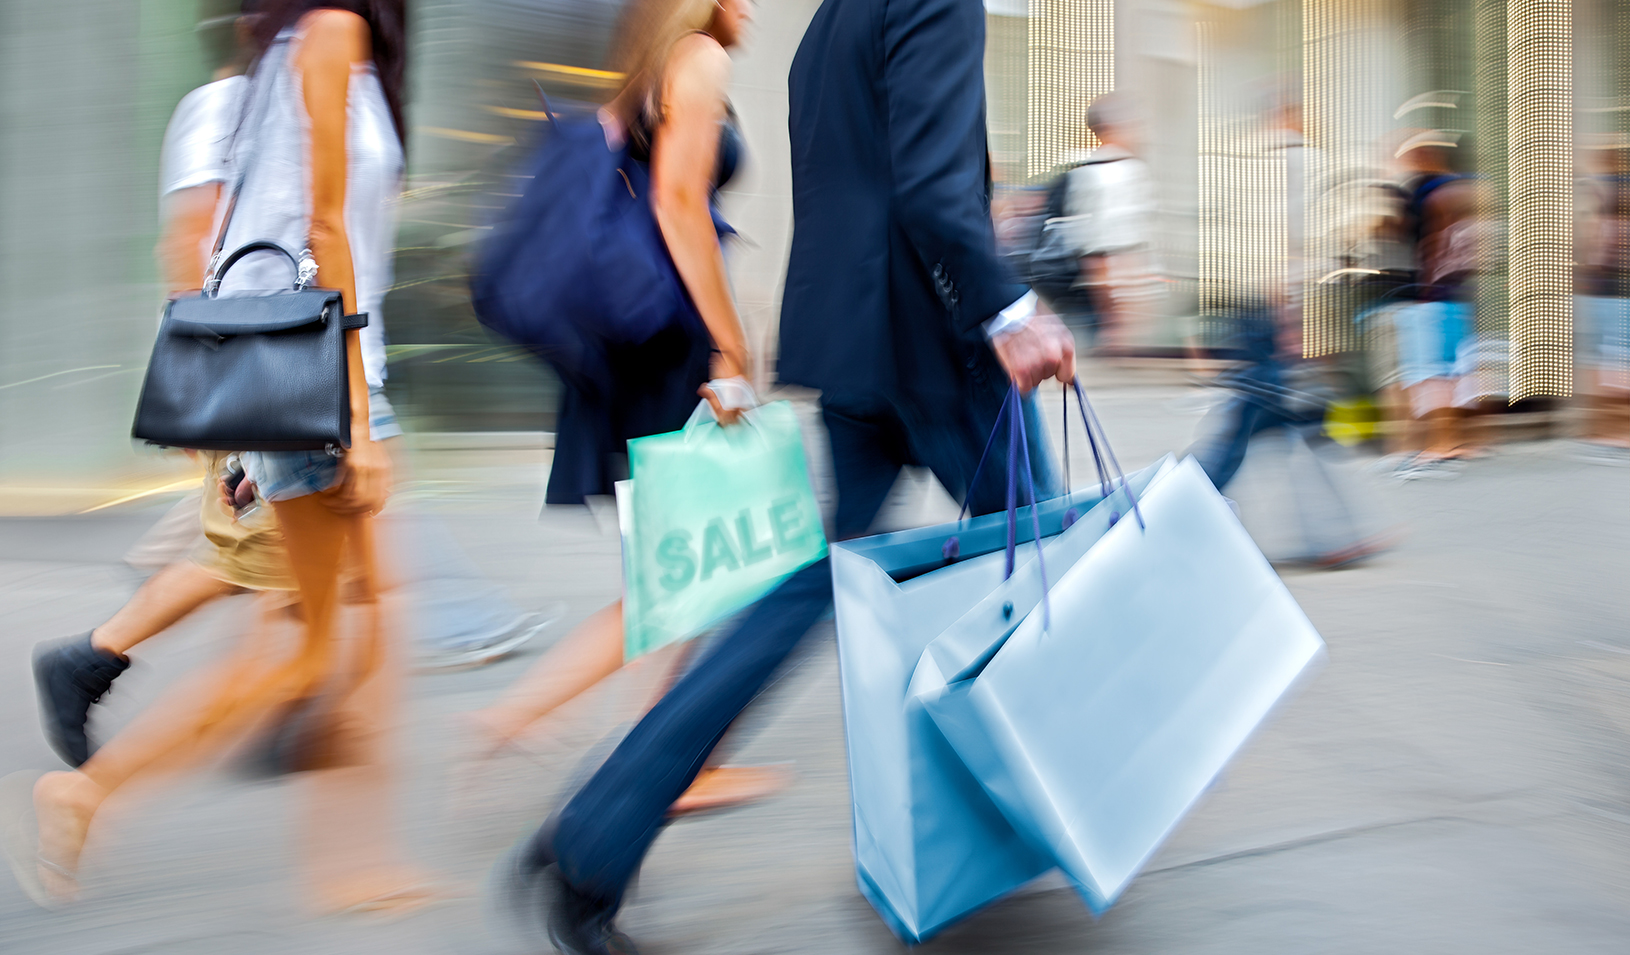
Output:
[983, 290, 1037, 341]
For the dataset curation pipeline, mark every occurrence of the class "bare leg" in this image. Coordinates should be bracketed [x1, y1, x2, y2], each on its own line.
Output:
[33, 593, 296, 901]
[469, 601, 627, 752]
[1377, 384, 1415, 456]
[1420, 407, 1464, 459]
[92, 561, 238, 658]
[1586, 381, 1630, 447]
[302, 518, 436, 916]
[468, 603, 794, 817]
[31, 494, 358, 904]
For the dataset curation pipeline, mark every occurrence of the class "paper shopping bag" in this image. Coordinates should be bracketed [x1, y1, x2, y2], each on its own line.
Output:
[915, 456, 1325, 914]
[622, 400, 826, 658]
[832, 460, 1168, 942]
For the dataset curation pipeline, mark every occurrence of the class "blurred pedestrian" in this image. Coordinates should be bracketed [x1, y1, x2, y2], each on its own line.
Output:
[1575, 134, 1630, 461]
[10, 2, 437, 915]
[30, 0, 541, 788]
[27, 0, 267, 776]
[494, 0, 1075, 947]
[466, 0, 782, 811]
[1381, 130, 1487, 478]
[1028, 92, 1159, 348]
[1187, 90, 1386, 567]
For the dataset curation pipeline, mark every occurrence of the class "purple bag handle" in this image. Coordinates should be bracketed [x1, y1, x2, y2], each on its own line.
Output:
[1062, 381, 1113, 526]
[1068, 378, 1145, 531]
[946, 387, 1053, 629]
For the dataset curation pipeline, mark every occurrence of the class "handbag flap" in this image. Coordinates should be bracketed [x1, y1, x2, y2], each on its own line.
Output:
[163, 288, 341, 337]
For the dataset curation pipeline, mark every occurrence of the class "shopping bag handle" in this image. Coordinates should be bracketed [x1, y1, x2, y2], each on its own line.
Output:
[1061, 381, 1113, 522]
[681, 393, 765, 443]
[947, 387, 1053, 629]
[1063, 379, 1145, 532]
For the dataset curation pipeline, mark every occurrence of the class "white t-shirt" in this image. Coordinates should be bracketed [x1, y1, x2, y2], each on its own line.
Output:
[159, 75, 247, 196]
[1062, 145, 1156, 256]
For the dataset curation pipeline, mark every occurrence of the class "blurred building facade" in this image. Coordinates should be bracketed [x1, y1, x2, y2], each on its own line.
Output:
[0, 0, 1614, 491]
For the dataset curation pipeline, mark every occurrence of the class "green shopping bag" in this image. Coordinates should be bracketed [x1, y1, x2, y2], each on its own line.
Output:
[619, 400, 827, 658]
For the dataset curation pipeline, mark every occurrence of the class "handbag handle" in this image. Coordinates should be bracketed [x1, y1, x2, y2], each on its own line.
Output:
[204, 239, 311, 297]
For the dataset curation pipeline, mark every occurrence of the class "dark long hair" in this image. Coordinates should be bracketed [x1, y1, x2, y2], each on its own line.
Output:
[246, 0, 407, 145]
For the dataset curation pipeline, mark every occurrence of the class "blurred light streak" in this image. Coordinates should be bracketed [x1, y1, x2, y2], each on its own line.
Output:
[1393, 89, 1466, 118]
[513, 61, 625, 89]
[485, 105, 554, 121]
[0, 365, 121, 391]
[1505, 0, 1573, 400]
[78, 478, 202, 514]
[417, 127, 514, 146]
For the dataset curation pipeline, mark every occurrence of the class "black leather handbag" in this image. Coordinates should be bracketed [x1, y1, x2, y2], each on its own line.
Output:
[131, 39, 367, 452]
[132, 242, 366, 451]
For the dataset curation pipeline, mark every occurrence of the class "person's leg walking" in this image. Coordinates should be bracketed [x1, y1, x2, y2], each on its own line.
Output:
[534, 400, 911, 922]
[545, 559, 836, 906]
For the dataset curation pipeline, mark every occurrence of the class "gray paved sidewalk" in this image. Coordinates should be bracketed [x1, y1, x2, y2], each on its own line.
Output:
[2, 379, 1630, 954]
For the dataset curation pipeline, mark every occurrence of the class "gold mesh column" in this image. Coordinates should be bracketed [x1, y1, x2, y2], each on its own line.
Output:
[1302, 0, 1384, 356]
[1475, 0, 1512, 399]
[1028, 0, 1114, 179]
[1505, 0, 1573, 399]
[1197, 22, 1286, 345]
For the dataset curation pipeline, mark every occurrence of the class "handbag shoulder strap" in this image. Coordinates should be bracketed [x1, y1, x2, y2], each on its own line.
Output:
[204, 36, 295, 292]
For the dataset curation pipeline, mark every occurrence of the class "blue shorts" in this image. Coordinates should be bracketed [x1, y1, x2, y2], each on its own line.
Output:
[1577, 295, 1630, 364]
[245, 388, 401, 503]
[1392, 301, 1474, 388]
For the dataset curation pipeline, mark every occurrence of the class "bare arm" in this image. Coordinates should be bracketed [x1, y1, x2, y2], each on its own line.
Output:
[296, 9, 389, 512]
[157, 183, 222, 294]
[649, 34, 750, 386]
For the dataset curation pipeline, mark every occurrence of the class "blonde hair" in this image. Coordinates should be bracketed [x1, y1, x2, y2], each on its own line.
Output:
[606, 0, 717, 125]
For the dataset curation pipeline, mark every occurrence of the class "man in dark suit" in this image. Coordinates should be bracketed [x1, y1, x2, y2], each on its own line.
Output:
[513, 0, 1076, 949]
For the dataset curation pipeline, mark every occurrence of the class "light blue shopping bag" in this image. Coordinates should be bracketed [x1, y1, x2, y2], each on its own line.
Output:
[913, 386, 1326, 914]
[832, 388, 1168, 942]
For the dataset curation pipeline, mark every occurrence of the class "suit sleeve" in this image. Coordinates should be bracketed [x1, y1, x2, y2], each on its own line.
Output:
[883, 0, 1028, 335]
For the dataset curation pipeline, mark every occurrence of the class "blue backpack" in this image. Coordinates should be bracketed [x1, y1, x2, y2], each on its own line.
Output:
[471, 105, 698, 393]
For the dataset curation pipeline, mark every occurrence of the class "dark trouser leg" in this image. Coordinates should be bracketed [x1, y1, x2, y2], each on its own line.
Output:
[546, 558, 836, 908]
[1192, 358, 1291, 492]
[541, 400, 916, 911]
[1194, 394, 1266, 492]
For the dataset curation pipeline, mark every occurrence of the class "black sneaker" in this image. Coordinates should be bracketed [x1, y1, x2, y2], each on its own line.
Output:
[33, 633, 129, 767]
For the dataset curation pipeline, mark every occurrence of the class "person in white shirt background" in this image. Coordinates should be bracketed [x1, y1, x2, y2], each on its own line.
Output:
[1061, 92, 1163, 350]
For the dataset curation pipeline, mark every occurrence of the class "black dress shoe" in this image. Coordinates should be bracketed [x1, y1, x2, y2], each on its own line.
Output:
[489, 833, 637, 955]
[33, 633, 128, 767]
[542, 863, 637, 955]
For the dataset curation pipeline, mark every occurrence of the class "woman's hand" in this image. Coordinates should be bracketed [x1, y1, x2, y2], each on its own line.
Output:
[331, 437, 391, 514]
[699, 354, 756, 426]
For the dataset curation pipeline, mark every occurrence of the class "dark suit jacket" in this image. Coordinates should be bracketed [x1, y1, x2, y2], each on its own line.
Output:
[778, 0, 1026, 406]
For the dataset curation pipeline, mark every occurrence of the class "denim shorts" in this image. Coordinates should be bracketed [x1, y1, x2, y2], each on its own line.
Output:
[245, 388, 401, 503]
[1393, 301, 1474, 388]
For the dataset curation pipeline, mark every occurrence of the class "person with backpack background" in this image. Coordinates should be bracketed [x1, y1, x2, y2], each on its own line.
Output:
[1026, 92, 1160, 350]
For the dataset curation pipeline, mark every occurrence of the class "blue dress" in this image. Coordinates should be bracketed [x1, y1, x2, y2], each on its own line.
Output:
[545, 108, 744, 505]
